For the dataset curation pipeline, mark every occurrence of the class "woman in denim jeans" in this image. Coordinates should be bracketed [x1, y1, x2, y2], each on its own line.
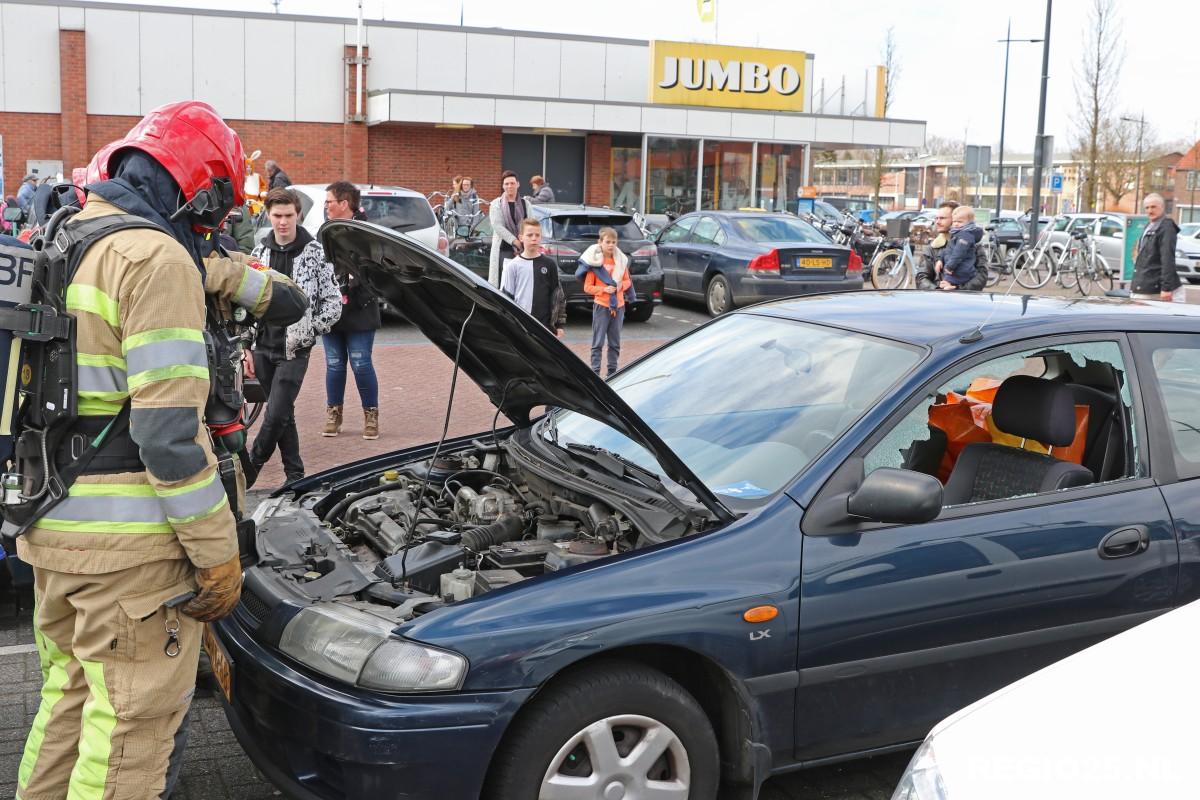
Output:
[322, 181, 382, 439]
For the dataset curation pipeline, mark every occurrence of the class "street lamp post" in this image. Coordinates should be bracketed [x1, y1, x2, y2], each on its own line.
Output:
[995, 20, 1043, 216]
[1028, 0, 1053, 245]
[1121, 113, 1147, 211]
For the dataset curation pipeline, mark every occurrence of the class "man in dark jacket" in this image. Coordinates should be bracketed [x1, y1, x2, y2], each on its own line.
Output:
[265, 159, 292, 190]
[916, 201, 989, 291]
[1131, 193, 1180, 300]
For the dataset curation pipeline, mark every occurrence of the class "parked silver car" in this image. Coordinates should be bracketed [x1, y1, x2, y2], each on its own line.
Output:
[1176, 222, 1200, 283]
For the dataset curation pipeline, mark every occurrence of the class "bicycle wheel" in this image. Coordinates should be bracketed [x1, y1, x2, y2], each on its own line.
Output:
[1058, 255, 1080, 290]
[871, 249, 909, 290]
[1075, 265, 1092, 295]
[1014, 250, 1052, 289]
[1092, 257, 1114, 293]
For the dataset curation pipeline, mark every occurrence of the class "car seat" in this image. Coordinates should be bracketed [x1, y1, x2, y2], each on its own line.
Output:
[943, 375, 1095, 505]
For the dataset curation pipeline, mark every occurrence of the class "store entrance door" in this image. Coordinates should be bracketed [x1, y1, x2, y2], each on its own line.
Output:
[500, 133, 584, 204]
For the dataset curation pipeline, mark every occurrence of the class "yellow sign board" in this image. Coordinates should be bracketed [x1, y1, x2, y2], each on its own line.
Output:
[649, 40, 806, 113]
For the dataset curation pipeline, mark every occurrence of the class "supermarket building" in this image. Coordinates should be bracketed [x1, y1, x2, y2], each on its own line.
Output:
[0, 1, 926, 214]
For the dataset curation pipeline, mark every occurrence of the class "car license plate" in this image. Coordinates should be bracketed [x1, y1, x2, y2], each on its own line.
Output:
[798, 257, 832, 268]
[202, 624, 233, 703]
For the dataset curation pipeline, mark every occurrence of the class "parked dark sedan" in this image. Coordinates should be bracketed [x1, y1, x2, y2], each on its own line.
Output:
[656, 211, 862, 316]
[448, 203, 663, 322]
[212, 221, 1200, 800]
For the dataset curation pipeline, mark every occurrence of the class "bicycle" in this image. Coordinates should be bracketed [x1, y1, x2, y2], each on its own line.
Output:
[1057, 230, 1114, 295]
[1007, 230, 1062, 290]
[870, 237, 921, 290]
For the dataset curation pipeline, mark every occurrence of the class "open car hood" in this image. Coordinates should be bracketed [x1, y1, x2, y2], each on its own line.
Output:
[320, 220, 732, 522]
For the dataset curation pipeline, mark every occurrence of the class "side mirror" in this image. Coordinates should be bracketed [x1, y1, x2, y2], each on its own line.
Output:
[3, 207, 23, 222]
[847, 468, 943, 525]
[1111, 231, 1124, 240]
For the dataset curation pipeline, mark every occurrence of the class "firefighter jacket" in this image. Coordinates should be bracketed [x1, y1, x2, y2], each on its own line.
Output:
[17, 195, 307, 574]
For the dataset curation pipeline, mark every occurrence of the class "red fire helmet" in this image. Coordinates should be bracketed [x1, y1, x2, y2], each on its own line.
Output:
[86, 100, 245, 228]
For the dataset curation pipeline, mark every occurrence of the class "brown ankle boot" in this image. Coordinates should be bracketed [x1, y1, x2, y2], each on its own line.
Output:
[322, 405, 343, 437]
[363, 407, 379, 440]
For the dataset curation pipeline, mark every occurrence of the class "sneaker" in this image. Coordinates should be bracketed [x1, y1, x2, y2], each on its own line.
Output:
[363, 407, 379, 440]
[322, 405, 343, 437]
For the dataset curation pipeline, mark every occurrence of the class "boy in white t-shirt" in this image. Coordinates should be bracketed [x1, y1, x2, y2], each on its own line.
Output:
[500, 218, 565, 336]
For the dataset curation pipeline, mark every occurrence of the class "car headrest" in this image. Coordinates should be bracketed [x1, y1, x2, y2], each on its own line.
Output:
[992, 375, 1077, 447]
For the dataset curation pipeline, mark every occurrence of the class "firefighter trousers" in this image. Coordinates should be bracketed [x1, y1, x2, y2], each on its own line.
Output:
[16, 559, 201, 800]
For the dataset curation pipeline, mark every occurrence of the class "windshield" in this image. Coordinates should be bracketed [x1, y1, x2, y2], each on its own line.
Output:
[360, 195, 436, 232]
[732, 216, 828, 244]
[550, 215, 643, 241]
[547, 314, 922, 501]
[1182, 223, 1200, 238]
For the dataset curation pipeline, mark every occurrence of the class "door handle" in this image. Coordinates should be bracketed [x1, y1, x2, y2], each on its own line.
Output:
[1098, 525, 1150, 559]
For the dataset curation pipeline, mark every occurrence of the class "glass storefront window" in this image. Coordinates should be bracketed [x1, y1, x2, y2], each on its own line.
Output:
[646, 137, 700, 215]
[702, 140, 753, 210]
[610, 135, 643, 212]
[755, 143, 804, 213]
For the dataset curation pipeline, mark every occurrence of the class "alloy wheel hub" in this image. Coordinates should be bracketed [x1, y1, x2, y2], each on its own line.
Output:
[540, 714, 690, 800]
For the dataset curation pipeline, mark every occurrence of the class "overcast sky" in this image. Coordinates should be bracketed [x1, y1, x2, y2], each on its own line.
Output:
[85, 0, 1200, 154]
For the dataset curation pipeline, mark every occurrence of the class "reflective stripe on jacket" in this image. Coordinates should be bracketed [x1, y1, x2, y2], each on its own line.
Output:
[17, 196, 298, 575]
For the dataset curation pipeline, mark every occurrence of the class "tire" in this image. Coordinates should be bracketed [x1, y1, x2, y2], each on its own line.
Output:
[1093, 260, 1115, 293]
[705, 274, 734, 316]
[626, 302, 654, 323]
[1074, 266, 1090, 295]
[1015, 251, 1052, 289]
[871, 249, 909, 289]
[1059, 259, 1079, 290]
[485, 660, 720, 800]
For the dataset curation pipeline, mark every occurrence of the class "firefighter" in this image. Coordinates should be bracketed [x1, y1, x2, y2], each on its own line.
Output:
[13, 100, 306, 800]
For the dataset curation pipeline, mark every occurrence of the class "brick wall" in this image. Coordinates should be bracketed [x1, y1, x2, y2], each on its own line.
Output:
[58, 30, 88, 177]
[2, 111, 353, 192]
[0, 113, 62, 197]
[368, 124, 502, 197]
[585, 134, 612, 206]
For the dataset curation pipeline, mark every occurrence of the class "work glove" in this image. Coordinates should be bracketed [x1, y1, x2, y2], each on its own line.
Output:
[181, 554, 243, 622]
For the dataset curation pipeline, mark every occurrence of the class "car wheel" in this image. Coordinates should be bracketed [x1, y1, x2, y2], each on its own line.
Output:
[485, 660, 719, 800]
[626, 302, 655, 323]
[705, 274, 734, 316]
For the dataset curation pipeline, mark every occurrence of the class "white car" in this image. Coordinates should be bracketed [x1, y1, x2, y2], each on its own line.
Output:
[892, 598, 1200, 799]
[255, 184, 446, 255]
[1176, 222, 1200, 283]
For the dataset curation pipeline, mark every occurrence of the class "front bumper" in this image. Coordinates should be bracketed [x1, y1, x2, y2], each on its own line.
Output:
[735, 275, 863, 304]
[212, 610, 535, 800]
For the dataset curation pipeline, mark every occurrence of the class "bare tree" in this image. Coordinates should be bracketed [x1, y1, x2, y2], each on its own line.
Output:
[1095, 116, 1158, 209]
[868, 27, 900, 212]
[1072, 0, 1124, 212]
[924, 135, 965, 157]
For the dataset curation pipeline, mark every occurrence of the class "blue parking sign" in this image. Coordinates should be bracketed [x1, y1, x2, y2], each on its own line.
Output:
[1051, 174, 1064, 192]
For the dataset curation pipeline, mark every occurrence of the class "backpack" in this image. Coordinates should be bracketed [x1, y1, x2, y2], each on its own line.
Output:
[0, 207, 164, 534]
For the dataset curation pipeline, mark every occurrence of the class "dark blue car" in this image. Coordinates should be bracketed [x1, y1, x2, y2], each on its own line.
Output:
[212, 220, 1200, 800]
[655, 211, 862, 316]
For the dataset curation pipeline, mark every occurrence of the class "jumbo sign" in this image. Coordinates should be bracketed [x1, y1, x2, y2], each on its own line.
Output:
[649, 41, 807, 113]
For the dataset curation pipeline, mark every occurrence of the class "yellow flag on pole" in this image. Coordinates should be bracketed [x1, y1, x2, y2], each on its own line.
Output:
[697, 0, 716, 23]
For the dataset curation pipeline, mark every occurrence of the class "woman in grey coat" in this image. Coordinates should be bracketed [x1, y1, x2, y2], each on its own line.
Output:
[488, 170, 532, 286]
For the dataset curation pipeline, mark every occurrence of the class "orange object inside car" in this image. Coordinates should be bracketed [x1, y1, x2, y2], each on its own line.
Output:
[927, 377, 1090, 484]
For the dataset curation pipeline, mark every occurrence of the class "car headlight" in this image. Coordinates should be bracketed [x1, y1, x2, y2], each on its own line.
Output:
[279, 604, 467, 692]
[891, 740, 950, 800]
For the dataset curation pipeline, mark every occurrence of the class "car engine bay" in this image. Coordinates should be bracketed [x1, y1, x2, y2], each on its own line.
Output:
[251, 430, 714, 624]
